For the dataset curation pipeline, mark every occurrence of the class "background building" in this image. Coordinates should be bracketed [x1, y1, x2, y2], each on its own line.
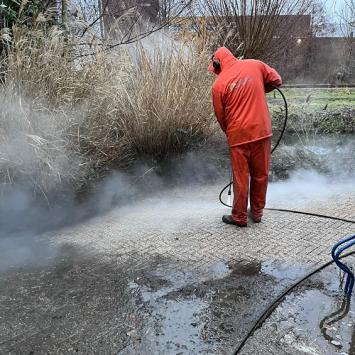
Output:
[168, 14, 354, 83]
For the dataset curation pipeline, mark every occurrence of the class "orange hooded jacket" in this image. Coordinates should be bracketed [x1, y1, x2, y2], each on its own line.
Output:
[209, 47, 282, 147]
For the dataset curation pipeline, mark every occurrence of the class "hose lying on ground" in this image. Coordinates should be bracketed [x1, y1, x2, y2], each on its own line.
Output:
[234, 250, 355, 354]
[266, 208, 355, 224]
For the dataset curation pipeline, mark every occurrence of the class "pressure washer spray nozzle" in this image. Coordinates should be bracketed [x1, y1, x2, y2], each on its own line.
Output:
[227, 186, 232, 206]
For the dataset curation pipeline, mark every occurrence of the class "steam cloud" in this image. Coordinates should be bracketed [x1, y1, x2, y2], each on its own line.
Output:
[0, 93, 354, 273]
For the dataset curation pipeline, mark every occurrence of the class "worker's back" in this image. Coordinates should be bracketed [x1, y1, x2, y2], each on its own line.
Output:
[210, 48, 282, 147]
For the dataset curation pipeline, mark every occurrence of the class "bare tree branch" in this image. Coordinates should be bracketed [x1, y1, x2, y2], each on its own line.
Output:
[71, 0, 192, 59]
[189, 0, 315, 61]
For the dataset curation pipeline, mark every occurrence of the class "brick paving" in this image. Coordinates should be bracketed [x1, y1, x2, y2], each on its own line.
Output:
[1, 182, 354, 354]
[50, 185, 355, 266]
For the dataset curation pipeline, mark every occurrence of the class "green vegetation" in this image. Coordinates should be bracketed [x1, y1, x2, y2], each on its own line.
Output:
[269, 88, 355, 135]
[270, 88, 355, 111]
[0, 0, 53, 28]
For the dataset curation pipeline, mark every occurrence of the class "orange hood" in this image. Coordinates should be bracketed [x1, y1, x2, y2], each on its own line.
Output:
[208, 47, 237, 74]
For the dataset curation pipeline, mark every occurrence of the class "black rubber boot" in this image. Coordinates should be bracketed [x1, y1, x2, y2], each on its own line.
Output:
[248, 210, 262, 223]
[222, 215, 247, 227]
[250, 214, 261, 223]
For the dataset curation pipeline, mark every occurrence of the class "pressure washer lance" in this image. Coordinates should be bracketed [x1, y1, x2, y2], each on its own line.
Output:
[226, 170, 233, 206]
[220, 86, 288, 209]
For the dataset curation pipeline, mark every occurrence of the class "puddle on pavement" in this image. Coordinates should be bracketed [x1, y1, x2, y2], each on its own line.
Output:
[206, 261, 231, 279]
[122, 258, 313, 354]
[262, 261, 309, 280]
[123, 256, 355, 354]
[243, 258, 355, 355]
[127, 264, 212, 354]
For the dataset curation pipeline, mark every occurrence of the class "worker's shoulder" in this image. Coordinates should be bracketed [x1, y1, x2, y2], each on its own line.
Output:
[241, 59, 265, 68]
[212, 76, 225, 92]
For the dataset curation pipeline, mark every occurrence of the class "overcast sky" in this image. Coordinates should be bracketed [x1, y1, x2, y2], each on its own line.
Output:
[325, 0, 344, 16]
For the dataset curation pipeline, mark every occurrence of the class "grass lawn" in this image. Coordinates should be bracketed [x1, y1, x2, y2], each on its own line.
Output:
[267, 88, 355, 111]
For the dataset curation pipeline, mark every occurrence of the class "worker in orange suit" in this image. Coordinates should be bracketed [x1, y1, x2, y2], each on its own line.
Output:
[209, 47, 282, 227]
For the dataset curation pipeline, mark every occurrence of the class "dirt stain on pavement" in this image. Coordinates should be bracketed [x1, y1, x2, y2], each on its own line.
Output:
[0, 246, 146, 354]
[1, 249, 354, 354]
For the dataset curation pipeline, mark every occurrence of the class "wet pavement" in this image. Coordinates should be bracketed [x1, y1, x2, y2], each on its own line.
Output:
[0, 182, 355, 354]
[242, 259, 355, 355]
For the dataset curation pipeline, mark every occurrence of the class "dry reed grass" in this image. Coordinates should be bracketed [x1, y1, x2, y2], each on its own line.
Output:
[0, 26, 215, 195]
[117, 41, 215, 162]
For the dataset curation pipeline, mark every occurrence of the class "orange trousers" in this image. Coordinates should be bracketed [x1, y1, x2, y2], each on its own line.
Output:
[230, 137, 271, 224]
